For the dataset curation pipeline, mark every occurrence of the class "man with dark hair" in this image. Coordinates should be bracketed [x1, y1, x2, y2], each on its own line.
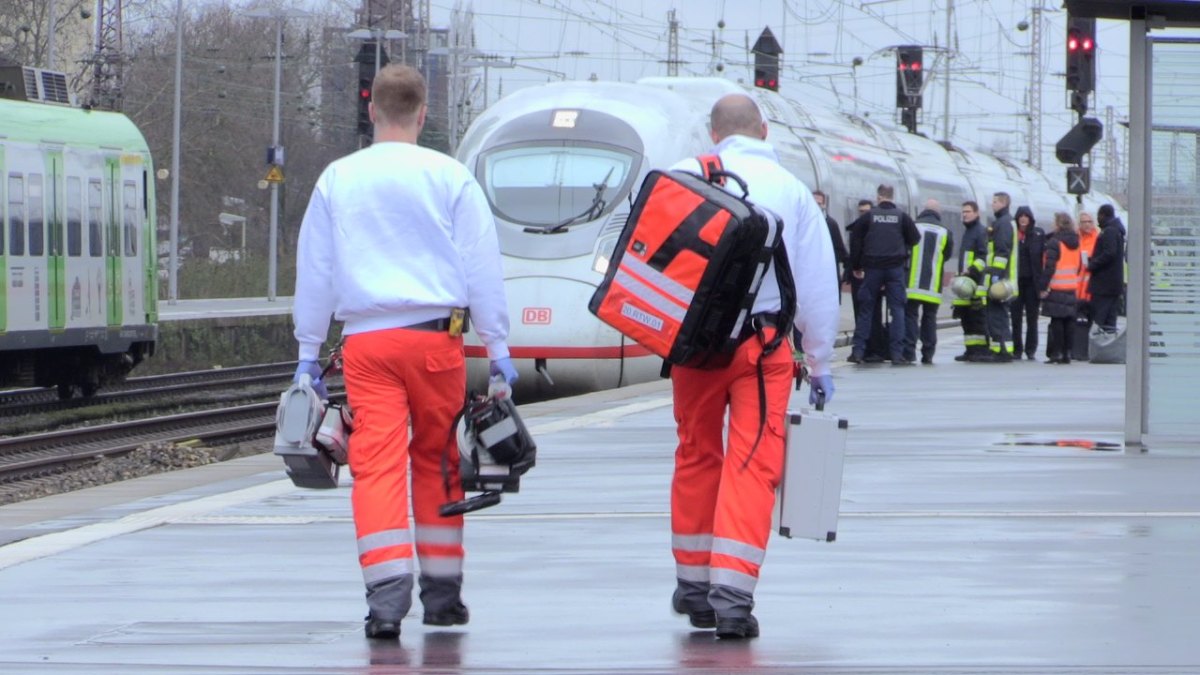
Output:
[846, 199, 888, 361]
[848, 184, 920, 365]
[812, 190, 849, 290]
[291, 64, 516, 640]
[1010, 206, 1045, 360]
[980, 192, 1018, 362]
[954, 201, 990, 361]
[1087, 204, 1126, 330]
[904, 199, 954, 364]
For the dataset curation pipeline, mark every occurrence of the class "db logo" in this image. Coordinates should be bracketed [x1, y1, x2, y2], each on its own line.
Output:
[522, 307, 552, 325]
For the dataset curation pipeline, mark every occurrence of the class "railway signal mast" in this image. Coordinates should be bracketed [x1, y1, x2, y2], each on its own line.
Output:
[1057, 16, 1102, 198]
[895, 46, 924, 134]
[90, 0, 124, 111]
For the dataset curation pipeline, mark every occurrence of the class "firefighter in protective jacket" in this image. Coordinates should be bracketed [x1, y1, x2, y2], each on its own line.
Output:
[982, 192, 1019, 361]
[665, 94, 839, 640]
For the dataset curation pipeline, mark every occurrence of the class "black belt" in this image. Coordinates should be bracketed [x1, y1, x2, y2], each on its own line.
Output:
[739, 312, 782, 342]
[405, 315, 470, 333]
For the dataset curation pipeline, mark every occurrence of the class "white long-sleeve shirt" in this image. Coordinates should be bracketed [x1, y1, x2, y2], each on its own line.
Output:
[670, 135, 839, 377]
[293, 141, 510, 362]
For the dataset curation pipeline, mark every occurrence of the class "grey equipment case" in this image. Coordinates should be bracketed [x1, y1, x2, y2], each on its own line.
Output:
[1088, 324, 1126, 364]
[273, 374, 350, 489]
[773, 396, 848, 542]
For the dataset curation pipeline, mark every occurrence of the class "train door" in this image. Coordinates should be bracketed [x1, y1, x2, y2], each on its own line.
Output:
[120, 158, 144, 322]
[105, 157, 122, 326]
[0, 144, 6, 334]
[140, 156, 157, 323]
[44, 150, 66, 332]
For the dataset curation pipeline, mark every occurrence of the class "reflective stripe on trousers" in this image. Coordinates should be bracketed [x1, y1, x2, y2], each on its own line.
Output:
[669, 329, 791, 601]
[343, 327, 467, 604]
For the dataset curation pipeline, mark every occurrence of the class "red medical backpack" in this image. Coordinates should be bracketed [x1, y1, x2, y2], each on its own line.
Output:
[588, 156, 794, 369]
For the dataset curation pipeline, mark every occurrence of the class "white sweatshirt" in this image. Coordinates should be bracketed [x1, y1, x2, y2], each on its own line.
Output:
[670, 135, 839, 377]
[292, 141, 510, 362]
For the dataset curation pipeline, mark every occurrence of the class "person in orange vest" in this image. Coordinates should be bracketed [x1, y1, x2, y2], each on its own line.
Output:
[291, 65, 515, 640]
[1039, 212, 1083, 363]
[1074, 211, 1099, 360]
[667, 94, 839, 640]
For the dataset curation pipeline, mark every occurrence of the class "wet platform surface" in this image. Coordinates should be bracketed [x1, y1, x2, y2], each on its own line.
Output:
[2, 329, 1199, 674]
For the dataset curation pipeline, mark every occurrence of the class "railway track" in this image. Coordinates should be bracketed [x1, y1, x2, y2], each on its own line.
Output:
[0, 362, 300, 416]
[0, 402, 281, 500]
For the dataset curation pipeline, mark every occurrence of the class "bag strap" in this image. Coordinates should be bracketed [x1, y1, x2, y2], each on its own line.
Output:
[697, 154, 726, 187]
[742, 239, 798, 470]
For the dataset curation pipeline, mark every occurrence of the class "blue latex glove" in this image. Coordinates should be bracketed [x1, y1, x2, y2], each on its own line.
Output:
[809, 374, 834, 407]
[293, 360, 328, 400]
[489, 357, 519, 385]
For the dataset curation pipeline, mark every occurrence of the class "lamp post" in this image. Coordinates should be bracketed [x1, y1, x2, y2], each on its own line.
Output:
[244, 5, 311, 302]
[168, 0, 183, 304]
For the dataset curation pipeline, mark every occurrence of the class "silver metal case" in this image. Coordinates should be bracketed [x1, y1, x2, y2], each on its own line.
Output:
[774, 407, 848, 542]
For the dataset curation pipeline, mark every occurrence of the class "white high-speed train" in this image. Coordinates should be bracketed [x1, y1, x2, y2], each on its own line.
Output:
[457, 76, 1117, 396]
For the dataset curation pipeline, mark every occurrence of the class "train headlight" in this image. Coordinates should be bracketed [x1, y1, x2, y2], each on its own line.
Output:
[592, 232, 621, 275]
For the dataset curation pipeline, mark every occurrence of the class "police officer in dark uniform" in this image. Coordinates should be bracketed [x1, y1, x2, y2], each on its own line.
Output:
[848, 184, 921, 365]
[846, 199, 889, 362]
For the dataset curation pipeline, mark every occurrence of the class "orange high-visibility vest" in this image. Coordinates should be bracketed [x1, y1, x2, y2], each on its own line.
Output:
[1050, 241, 1083, 292]
[1077, 228, 1099, 301]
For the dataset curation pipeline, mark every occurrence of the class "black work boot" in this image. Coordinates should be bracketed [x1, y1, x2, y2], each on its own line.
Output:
[364, 614, 401, 640]
[420, 574, 470, 627]
[715, 614, 760, 639]
[672, 585, 716, 629]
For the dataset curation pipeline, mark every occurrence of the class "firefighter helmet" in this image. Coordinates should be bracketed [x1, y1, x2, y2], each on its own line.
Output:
[950, 276, 977, 300]
[988, 279, 1016, 302]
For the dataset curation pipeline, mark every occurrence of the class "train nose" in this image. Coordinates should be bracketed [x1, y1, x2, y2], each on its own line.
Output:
[504, 276, 622, 356]
[465, 276, 658, 396]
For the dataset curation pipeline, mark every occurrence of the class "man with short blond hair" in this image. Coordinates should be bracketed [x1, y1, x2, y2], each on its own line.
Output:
[291, 64, 515, 641]
[370, 65, 426, 127]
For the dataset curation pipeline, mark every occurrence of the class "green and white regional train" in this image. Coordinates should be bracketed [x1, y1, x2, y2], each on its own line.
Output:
[0, 93, 157, 398]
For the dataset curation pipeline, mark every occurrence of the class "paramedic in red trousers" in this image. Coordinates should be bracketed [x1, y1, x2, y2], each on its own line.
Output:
[848, 184, 921, 365]
[290, 65, 516, 641]
[666, 94, 839, 640]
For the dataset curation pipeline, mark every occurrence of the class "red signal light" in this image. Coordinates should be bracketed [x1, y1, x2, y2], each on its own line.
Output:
[1068, 36, 1079, 51]
[911, 62, 920, 71]
[1082, 38, 1094, 51]
[360, 88, 371, 99]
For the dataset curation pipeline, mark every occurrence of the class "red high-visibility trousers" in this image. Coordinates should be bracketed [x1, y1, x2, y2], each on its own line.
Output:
[342, 327, 467, 604]
[669, 330, 791, 609]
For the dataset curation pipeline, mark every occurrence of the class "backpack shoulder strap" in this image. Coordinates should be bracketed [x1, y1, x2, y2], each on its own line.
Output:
[696, 154, 726, 186]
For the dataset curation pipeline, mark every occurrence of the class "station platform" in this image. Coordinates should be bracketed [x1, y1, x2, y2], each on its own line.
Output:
[158, 296, 293, 322]
[2, 331, 1198, 674]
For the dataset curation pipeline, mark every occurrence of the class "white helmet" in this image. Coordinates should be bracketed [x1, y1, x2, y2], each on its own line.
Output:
[988, 279, 1016, 302]
[950, 276, 977, 300]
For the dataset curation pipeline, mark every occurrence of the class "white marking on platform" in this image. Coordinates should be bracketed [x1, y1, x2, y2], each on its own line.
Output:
[168, 510, 1200, 526]
[0, 480, 297, 570]
[525, 397, 673, 435]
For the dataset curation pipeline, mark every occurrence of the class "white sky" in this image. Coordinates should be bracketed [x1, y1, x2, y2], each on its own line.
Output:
[427, 0, 1134, 178]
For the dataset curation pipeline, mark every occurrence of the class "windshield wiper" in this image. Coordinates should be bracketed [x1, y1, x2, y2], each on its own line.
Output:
[526, 166, 615, 235]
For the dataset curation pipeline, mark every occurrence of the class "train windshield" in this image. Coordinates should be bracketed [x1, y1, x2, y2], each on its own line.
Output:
[478, 143, 637, 229]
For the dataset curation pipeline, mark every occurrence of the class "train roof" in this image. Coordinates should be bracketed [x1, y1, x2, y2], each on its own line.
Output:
[0, 98, 150, 153]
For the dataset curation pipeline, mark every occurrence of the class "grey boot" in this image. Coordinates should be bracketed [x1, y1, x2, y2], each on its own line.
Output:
[419, 574, 469, 626]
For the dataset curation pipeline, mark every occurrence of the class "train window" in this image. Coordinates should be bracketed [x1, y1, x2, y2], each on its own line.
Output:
[66, 176, 82, 257]
[28, 174, 43, 256]
[122, 182, 137, 257]
[88, 179, 103, 257]
[6, 175, 22, 256]
[478, 143, 637, 228]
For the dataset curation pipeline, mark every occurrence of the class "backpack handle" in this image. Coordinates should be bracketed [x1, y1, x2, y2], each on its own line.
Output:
[705, 169, 749, 197]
